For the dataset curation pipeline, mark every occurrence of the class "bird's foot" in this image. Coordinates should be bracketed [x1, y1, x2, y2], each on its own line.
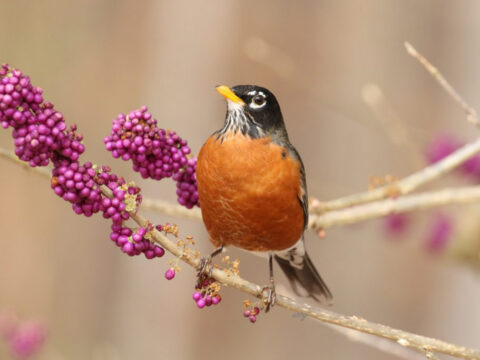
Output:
[196, 246, 224, 286]
[261, 282, 276, 313]
[196, 256, 214, 287]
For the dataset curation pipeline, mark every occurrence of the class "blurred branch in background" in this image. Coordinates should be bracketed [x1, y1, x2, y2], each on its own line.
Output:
[404, 42, 479, 126]
[4, 147, 480, 231]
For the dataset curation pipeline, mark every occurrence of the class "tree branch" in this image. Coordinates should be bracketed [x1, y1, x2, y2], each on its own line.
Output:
[309, 185, 480, 229]
[404, 41, 478, 126]
[1, 148, 479, 360]
[1, 42, 479, 359]
[130, 212, 480, 360]
[310, 136, 480, 214]
[3, 149, 480, 231]
[310, 41, 480, 214]
[142, 197, 202, 221]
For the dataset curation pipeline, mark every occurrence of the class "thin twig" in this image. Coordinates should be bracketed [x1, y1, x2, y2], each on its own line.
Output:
[361, 83, 424, 167]
[2, 149, 479, 360]
[311, 137, 480, 213]
[3, 150, 480, 231]
[404, 41, 479, 126]
[142, 197, 202, 220]
[0, 148, 50, 177]
[130, 210, 480, 360]
[326, 324, 427, 360]
[309, 185, 480, 229]
[310, 42, 480, 214]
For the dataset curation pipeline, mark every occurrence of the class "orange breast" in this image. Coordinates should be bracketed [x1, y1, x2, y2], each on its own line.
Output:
[196, 133, 304, 252]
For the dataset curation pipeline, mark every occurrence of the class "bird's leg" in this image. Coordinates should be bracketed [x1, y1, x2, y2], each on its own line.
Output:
[262, 254, 277, 312]
[197, 245, 224, 279]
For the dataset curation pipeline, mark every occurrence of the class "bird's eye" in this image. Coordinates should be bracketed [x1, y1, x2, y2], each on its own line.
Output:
[250, 94, 266, 109]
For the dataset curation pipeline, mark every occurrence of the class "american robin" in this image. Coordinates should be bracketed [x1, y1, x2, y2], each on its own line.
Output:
[196, 85, 332, 311]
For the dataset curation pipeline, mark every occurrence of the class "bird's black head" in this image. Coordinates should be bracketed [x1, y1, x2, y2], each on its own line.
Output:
[215, 85, 288, 140]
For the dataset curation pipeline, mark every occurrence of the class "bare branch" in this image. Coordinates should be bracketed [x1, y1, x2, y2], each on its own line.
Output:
[310, 42, 480, 214]
[404, 41, 478, 126]
[142, 197, 202, 221]
[2, 148, 479, 359]
[326, 324, 427, 360]
[310, 185, 480, 229]
[2, 149, 480, 231]
[130, 211, 480, 360]
[311, 137, 480, 213]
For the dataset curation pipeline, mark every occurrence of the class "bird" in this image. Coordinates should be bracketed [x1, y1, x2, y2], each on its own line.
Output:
[196, 85, 332, 311]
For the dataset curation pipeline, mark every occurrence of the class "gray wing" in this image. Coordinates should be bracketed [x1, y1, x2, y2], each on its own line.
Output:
[285, 143, 308, 230]
[275, 143, 333, 304]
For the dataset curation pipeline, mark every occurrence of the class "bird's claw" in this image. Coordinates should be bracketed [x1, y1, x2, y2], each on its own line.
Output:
[261, 283, 276, 313]
[197, 256, 213, 286]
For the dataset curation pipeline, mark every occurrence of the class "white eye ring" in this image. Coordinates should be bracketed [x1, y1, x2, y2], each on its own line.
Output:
[249, 94, 266, 109]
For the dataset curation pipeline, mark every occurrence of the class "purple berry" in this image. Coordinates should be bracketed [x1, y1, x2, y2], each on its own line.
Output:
[425, 213, 453, 253]
[425, 135, 459, 164]
[165, 268, 175, 280]
[196, 298, 206, 309]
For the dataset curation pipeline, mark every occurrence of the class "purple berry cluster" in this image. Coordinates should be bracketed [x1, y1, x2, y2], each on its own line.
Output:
[193, 290, 221, 309]
[426, 134, 480, 181]
[0, 312, 46, 359]
[243, 307, 260, 323]
[51, 161, 101, 217]
[0, 64, 43, 130]
[104, 106, 200, 208]
[111, 225, 165, 259]
[0, 64, 81, 167]
[104, 106, 191, 179]
[193, 274, 222, 309]
[173, 158, 199, 209]
[0, 64, 166, 260]
[101, 185, 131, 224]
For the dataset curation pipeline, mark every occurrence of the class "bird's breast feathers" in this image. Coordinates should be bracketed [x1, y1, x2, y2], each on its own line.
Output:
[197, 132, 305, 251]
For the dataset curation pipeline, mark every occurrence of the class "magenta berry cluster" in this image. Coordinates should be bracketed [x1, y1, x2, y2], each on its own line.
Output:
[193, 290, 221, 309]
[0, 64, 166, 260]
[104, 106, 200, 208]
[193, 275, 222, 309]
[111, 225, 165, 259]
[104, 106, 190, 179]
[0, 64, 83, 167]
[51, 161, 101, 217]
[243, 307, 260, 323]
[426, 134, 480, 181]
[0, 312, 46, 359]
[0, 64, 43, 130]
[173, 157, 199, 209]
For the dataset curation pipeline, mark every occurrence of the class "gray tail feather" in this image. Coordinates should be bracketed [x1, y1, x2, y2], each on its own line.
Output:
[275, 252, 333, 305]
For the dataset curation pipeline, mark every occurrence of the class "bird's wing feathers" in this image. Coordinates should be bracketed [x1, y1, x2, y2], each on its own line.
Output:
[274, 240, 333, 304]
[285, 143, 308, 230]
[275, 143, 332, 304]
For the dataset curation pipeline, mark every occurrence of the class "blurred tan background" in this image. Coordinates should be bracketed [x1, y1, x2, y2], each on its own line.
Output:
[1, 1, 480, 359]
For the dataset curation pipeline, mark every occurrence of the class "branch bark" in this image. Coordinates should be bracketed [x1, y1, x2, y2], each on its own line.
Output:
[310, 136, 480, 214]
[2, 148, 479, 360]
[309, 185, 480, 229]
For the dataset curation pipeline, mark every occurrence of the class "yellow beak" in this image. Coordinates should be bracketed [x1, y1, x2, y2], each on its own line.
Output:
[216, 85, 245, 105]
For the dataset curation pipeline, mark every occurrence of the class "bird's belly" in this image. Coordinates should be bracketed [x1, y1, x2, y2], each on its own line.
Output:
[197, 134, 304, 251]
